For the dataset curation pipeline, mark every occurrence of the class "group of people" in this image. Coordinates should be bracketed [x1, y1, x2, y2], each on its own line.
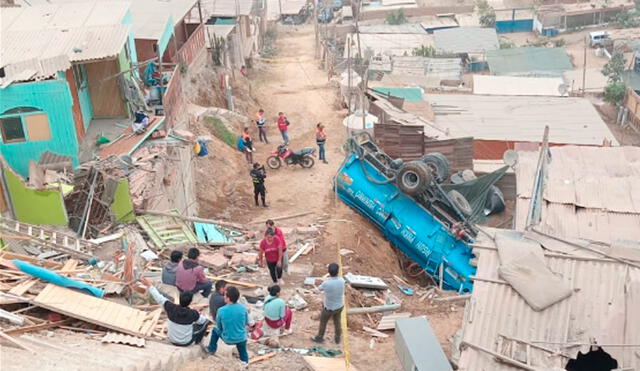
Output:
[152, 220, 345, 366]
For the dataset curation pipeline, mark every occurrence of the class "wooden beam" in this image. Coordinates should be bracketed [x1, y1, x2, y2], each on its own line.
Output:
[205, 275, 258, 288]
[347, 303, 401, 315]
[247, 211, 315, 225]
[4, 319, 72, 336]
[249, 352, 277, 364]
[0, 331, 36, 353]
[137, 210, 246, 230]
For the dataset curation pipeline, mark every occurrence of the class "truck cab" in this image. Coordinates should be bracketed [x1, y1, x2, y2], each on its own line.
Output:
[589, 31, 609, 47]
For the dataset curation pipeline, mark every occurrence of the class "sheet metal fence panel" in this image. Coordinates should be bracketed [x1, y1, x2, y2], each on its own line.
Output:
[424, 137, 473, 173]
[163, 66, 184, 129]
[177, 24, 205, 67]
[373, 123, 425, 160]
[625, 88, 640, 133]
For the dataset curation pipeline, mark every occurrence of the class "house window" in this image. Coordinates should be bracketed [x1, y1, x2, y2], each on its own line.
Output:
[72, 64, 87, 89]
[0, 107, 51, 144]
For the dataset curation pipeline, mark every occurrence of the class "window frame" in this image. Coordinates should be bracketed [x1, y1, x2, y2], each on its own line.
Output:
[0, 107, 51, 144]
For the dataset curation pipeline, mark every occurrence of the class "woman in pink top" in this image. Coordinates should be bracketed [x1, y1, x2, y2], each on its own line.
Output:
[259, 229, 283, 285]
[265, 219, 288, 275]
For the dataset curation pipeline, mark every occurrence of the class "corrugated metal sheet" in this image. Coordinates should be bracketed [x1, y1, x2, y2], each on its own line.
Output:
[473, 75, 567, 96]
[514, 146, 640, 244]
[2, 2, 129, 30]
[202, 0, 252, 17]
[460, 238, 640, 371]
[433, 27, 498, 54]
[359, 24, 426, 34]
[265, 0, 307, 20]
[101, 332, 146, 347]
[486, 47, 573, 77]
[426, 94, 618, 145]
[344, 33, 434, 58]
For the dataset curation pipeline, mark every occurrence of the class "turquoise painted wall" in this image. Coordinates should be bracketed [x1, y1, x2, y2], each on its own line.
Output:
[0, 77, 79, 177]
[122, 10, 139, 76]
[76, 65, 93, 129]
[159, 15, 175, 57]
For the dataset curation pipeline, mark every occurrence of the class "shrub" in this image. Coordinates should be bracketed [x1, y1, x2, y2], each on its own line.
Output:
[205, 116, 236, 147]
[603, 81, 626, 105]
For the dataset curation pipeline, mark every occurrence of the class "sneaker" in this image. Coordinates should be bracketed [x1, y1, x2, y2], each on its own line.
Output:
[311, 336, 324, 343]
[200, 342, 213, 354]
[241, 361, 249, 369]
[283, 329, 293, 336]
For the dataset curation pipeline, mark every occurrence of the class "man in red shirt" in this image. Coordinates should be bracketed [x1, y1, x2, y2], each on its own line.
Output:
[259, 229, 283, 285]
[265, 219, 288, 275]
[277, 112, 289, 144]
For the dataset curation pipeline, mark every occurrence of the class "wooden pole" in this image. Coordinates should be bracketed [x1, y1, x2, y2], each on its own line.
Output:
[582, 36, 587, 94]
[137, 210, 246, 230]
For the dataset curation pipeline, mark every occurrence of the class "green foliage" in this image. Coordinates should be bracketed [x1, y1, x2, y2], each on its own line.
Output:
[476, 0, 496, 27]
[412, 45, 436, 57]
[205, 116, 236, 148]
[603, 81, 627, 105]
[553, 38, 566, 47]
[602, 52, 626, 83]
[499, 39, 515, 49]
[612, 9, 640, 28]
[385, 9, 407, 25]
[210, 36, 226, 66]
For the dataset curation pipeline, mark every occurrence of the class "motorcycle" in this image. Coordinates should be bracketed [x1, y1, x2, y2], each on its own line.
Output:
[266, 144, 315, 169]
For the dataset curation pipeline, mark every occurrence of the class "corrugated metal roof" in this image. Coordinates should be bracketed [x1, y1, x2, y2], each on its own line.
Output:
[426, 94, 618, 145]
[514, 146, 640, 244]
[359, 24, 426, 34]
[473, 75, 568, 96]
[420, 16, 458, 30]
[101, 332, 146, 347]
[265, 0, 307, 20]
[460, 232, 640, 370]
[563, 69, 608, 92]
[487, 47, 573, 77]
[1, 2, 130, 30]
[344, 33, 434, 58]
[391, 56, 462, 80]
[433, 27, 498, 54]
[202, 0, 252, 17]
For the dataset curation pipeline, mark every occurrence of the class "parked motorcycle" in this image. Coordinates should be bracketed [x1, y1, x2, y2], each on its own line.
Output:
[266, 144, 315, 169]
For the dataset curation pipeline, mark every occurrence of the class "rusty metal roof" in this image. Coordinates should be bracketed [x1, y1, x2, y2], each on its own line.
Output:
[460, 229, 640, 371]
[515, 146, 640, 244]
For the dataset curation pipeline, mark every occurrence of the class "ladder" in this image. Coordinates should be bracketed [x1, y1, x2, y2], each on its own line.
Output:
[0, 218, 97, 259]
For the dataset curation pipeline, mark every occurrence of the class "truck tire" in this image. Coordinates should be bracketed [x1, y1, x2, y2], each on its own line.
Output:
[396, 161, 431, 196]
[421, 153, 450, 183]
[448, 190, 472, 217]
[484, 185, 505, 215]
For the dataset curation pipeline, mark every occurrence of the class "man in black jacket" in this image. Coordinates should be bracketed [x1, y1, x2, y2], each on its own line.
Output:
[250, 163, 267, 207]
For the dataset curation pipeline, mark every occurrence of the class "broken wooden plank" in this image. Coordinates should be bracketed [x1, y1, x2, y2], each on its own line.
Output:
[9, 279, 38, 296]
[32, 284, 149, 337]
[303, 356, 359, 371]
[141, 308, 162, 337]
[0, 331, 35, 352]
[347, 303, 401, 315]
[205, 275, 258, 288]
[377, 312, 412, 331]
[289, 243, 311, 264]
[4, 319, 72, 336]
[363, 326, 389, 338]
[247, 211, 314, 225]
[249, 352, 277, 364]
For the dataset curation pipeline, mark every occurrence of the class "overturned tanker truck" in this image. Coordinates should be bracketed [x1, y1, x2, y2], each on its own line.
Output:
[334, 133, 510, 292]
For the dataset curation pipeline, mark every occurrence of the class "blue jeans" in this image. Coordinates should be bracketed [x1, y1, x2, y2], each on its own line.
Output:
[180, 281, 212, 297]
[280, 129, 289, 143]
[207, 327, 249, 363]
[318, 143, 326, 161]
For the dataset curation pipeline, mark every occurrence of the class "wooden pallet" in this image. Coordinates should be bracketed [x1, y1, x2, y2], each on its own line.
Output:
[376, 312, 412, 331]
[0, 218, 97, 258]
[33, 284, 156, 337]
[136, 211, 198, 249]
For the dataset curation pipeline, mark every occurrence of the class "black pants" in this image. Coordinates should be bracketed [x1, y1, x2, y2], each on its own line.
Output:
[254, 184, 266, 206]
[174, 321, 210, 347]
[266, 261, 282, 283]
[258, 126, 268, 143]
[316, 306, 343, 342]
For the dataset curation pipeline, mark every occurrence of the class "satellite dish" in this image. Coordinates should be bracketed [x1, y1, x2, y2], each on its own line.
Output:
[558, 83, 569, 96]
[503, 150, 518, 167]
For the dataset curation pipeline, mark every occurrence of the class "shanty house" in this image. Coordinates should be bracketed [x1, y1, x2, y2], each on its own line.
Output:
[433, 27, 499, 59]
[534, 1, 636, 36]
[0, 3, 138, 177]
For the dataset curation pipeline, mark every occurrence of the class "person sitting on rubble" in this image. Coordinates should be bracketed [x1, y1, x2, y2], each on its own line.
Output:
[162, 250, 183, 286]
[265, 220, 288, 275]
[132, 111, 150, 134]
[141, 277, 209, 346]
[176, 247, 212, 298]
[209, 280, 227, 320]
[263, 285, 293, 335]
[203, 286, 250, 365]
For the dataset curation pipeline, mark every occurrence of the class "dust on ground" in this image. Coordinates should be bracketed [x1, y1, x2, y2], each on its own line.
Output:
[180, 24, 464, 370]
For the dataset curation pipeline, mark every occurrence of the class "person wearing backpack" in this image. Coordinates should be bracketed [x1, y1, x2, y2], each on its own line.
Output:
[277, 112, 290, 143]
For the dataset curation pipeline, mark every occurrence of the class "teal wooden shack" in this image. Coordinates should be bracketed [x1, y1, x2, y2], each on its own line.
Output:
[0, 2, 139, 177]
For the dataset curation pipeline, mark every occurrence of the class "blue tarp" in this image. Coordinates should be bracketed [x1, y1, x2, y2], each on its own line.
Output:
[194, 222, 233, 244]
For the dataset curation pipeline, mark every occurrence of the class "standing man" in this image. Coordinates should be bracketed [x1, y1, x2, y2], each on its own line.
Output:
[311, 263, 345, 344]
[209, 280, 227, 320]
[258, 229, 283, 285]
[204, 286, 250, 365]
[265, 220, 288, 275]
[277, 112, 290, 143]
[176, 247, 213, 297]
[256, 108, 268, 144]
[141, 277, 209, 346]
[316, 123, 328, 164]
[250, 163, 267, 207]
[241, 127, 254, 164]
[162, 250, 183, 286]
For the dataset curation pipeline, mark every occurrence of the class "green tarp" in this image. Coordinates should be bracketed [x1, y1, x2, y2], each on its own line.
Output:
[110, 179, 135, 223]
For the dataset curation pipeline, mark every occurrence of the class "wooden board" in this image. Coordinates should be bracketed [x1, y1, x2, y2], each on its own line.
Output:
[377, 312, 412, 331]
[136, 211, 198, 248]
[32, 284, 154, 337]
[303, 356, 359, 371]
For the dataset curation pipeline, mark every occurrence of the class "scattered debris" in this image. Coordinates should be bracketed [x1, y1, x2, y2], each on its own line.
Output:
[377, 312, 412, 331]
[344, 273, 388, 290]
[287, 294, 308, 310]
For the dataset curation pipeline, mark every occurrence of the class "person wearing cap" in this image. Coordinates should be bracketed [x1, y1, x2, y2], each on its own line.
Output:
[250, 163, 267, 207]
[258, 229, 283, 285]
[311, 263, 345, 344]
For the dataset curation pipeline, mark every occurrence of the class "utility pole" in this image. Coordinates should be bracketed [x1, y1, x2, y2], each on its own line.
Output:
[347, 39, 352, 112]
[582, 36, 587, 94]
[353, 0, 366, 129]
[314, 0, 320, 59]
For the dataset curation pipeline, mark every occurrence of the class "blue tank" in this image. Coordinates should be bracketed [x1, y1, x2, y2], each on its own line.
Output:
[335, 152, 476, 292]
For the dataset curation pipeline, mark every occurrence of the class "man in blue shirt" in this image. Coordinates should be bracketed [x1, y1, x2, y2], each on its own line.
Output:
[203, 285, 249, 364]
[311, 263, 345, 344]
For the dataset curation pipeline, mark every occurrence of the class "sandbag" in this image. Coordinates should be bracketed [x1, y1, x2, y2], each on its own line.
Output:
[498, 251, 572, 311]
